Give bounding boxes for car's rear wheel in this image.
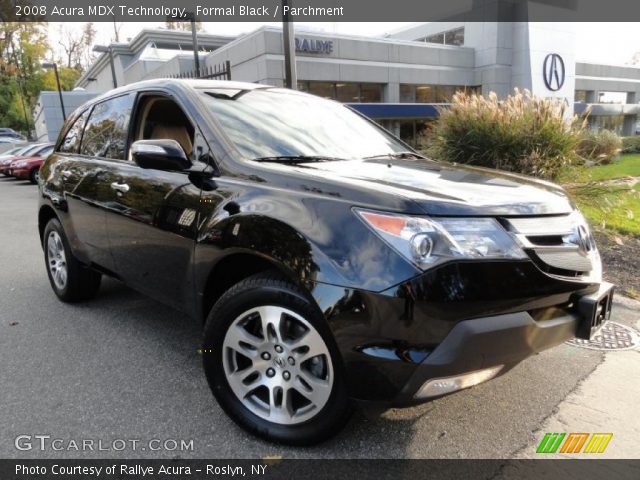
[29,168,39,184]
[203,272,352,445]
[43,218,101,302]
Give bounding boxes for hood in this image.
[294,158,574,216]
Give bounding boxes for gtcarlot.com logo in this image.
[15,435,194,452]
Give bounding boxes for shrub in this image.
[622,136,640,154]
[429,89,585,180]
[576,129,622,164]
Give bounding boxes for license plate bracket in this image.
[575,282,614,340]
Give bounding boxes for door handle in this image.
[110,182,130,194]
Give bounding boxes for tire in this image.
[43,218,101,302]
[29,168,39,185]
[203,272,352,445]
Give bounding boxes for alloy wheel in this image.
[47,231,67,290]
[222,305,333,425]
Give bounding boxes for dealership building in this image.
[35,22,640,144]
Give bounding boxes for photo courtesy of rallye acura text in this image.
[38,79,614,445]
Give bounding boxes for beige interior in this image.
[131,97,194,160]
[150,124,193,156]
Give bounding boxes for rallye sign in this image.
[295,38,334,54]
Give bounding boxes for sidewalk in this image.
[515,295,640,459]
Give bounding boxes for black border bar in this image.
[1,459,640,480]
[5,0,640,22]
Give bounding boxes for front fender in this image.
[195,183,420,294]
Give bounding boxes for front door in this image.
[99,93,204,311]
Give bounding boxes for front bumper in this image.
[395,308,579,404]
[312,261,609,405]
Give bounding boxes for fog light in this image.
[415,365,504,399]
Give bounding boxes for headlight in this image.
[13,160,27,168]
[355,209,526,269]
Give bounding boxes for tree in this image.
[165,20,203,32]
[42,67,82,91]
[56,22,97,70]
[58,24,83,69]
[0,22,49,135]
[81,23,97,71]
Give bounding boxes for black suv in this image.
[39,79,613,445]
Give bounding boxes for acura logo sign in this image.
[576,225,593,253]
[543,53,565,91]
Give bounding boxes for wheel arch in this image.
[38,205,59,244]
[199,251,306,323]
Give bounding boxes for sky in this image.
[47,22,640,67]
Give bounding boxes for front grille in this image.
[502,213,595,277]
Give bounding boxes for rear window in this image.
[80,94,134,159]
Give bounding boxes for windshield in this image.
[199,88,409,161]
[19,144,44,156]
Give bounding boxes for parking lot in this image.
[0,175,637,459]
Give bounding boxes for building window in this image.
[400,84,481,103]
[336,83,360,103]
[400,84,414,103]
[597,91,628,104]
[419,27,465,46]
[444,28,465,46]
[575,90,588,102]
[298,81,384,103]
[307,81,335,100]
[360,83,383,103]
[591,115,624,134]
[399,119,436,148]
[422,32,444,44]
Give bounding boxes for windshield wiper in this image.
[253,155,346,164]
[363,151,427,160]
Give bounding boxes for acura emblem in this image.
[576,225,592,253]
[543,53,565,92]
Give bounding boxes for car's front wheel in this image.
[29,168,39,184]
[203,272,352,445]
[43,218,101,302]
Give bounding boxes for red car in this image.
[7,144,54,184]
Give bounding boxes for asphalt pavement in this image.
[0,175,636,459]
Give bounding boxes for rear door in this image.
[47,107,114,270]
[98,91,204,311]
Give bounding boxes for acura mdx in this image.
[38,79,614,445]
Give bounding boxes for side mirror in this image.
[131,139,191,171]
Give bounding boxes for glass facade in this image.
[399,119,436,148]
[400,84,481,103]
[418,27,465,46]
[298,81,384,103]
[574,90,588,102]
[591,115,624,134]
[597,91,628,104]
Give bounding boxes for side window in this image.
[58,110,89,153]
[81,94,134,159]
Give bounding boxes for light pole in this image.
[16,77,31,137]
[166,12,200,77]
[93,45,117,89]
[282,0,297,89]
[41,62,66,122]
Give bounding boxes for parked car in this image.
[38,80,613,445]
[6,144,53,183]
[0,143,44,176]
[0,128,26,141]
[0,145,29,161]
